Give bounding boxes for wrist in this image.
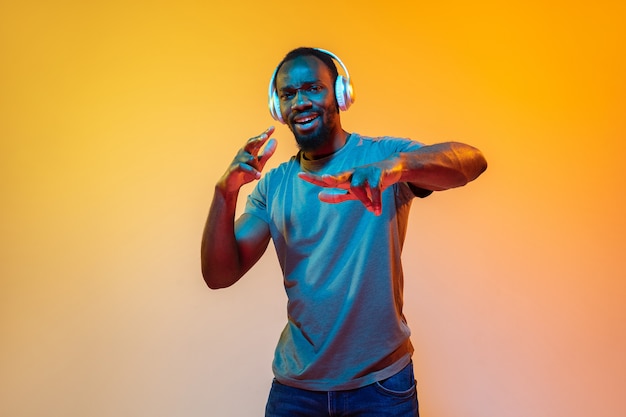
[214,180,239,201]
[382,153,405,185]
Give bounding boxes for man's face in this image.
[275,55,340,153]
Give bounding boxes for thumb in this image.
[318,189,356,204]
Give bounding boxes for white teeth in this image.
[295,115,317,124]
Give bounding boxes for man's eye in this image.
[281,92,295,100]
[308,85,322,92]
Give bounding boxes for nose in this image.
[291,90,312,111]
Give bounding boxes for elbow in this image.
[475,149,488,177]
[466,150,487,183]
[202,264,232,290]
[203,276,232,290]
[454,143,488,184]
[204,278,228,290]
[201,266,220,289]
[201,264,236,290]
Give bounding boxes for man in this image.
[201,47,487,417]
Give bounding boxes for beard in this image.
[288,102,339,153]
[293,120,332,152]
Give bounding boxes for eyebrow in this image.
[278,80,322,92]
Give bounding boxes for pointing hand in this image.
[298,158,402,216]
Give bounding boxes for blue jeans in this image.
[265,362,419,417]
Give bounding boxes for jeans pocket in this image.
[374,363,417,398]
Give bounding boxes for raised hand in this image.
[218,127,278,194]
[298,158,403,216]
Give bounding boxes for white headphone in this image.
[268,48,355,124]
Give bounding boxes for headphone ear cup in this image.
[269,91,285,123]
[335,75,354,111]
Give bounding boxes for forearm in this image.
[200,128,277,288]
[200,186,243,289]
[396,142,487,191]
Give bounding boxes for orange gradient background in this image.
[1,1,624,416]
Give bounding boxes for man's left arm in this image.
[394,142,487,191]
[298,141,487,215]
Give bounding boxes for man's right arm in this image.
[201,188,271,289]
[200,127,277,289]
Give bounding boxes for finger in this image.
[236,160,263,180]
[257,138,278,167]
[298,172,329,187]
[349,185,375,213]
[298,171,353,189]
[369,185,382,215]
[244,126,275,155]
[317,190,357,204]
[318,188,381,216]
[361,170,383,215]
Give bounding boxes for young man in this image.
[201,47,487,417]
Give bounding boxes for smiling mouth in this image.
[293,114,320,129]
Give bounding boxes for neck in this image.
[302,129,349,160]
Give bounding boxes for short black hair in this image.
[273,47,339,89]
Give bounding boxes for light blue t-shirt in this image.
[245,133,429,391]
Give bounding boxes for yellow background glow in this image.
[1,1,624,416]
